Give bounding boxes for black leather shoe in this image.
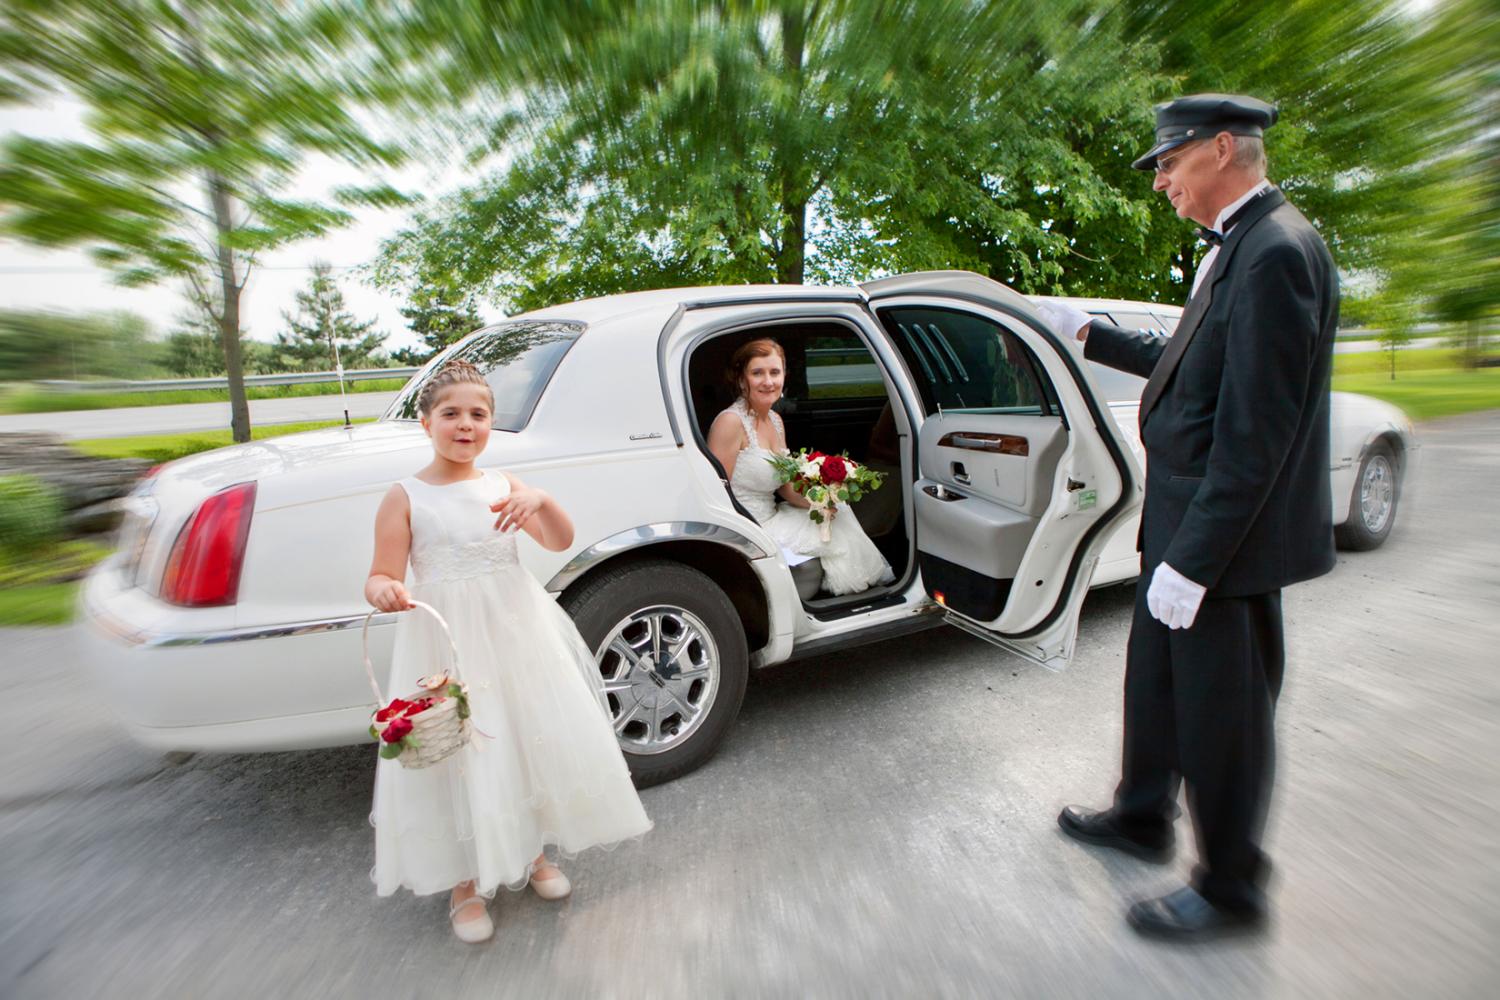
[1126,886,1266,941]
[1057,805,1173,864]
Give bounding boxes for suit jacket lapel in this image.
[1138,189,1285,428]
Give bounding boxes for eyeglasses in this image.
[1154,141,1204,175]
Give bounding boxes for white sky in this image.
[0,97,497,352]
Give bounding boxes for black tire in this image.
[1335,441,1399,551]
[561,559,749,788]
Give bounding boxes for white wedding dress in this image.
[724,397,894,596]
[371,468,651,897]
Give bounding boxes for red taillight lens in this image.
[160,482,257,607]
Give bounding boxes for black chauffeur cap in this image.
[1132,93,1278,171]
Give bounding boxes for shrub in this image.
[0,474,65,552]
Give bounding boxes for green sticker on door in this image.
[1075,489,1097,511]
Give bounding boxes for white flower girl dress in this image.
[371,468,651,897]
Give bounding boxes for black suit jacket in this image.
[1085,188,1339,596]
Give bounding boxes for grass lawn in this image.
[0,376,408,415]
[72,417,376,463]
[1332,345,1498,377]
[0,539,113,627]
[1332,368,1500,422]
[0,582,80,625]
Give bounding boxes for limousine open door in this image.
[863,271,1144,670]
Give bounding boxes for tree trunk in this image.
[207,172,251,443]
[777,192,807,284]
[775,5,808,285]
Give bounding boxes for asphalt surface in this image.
[0,390,401,439]
[2,412,1496,999]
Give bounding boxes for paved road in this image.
[2,413,1497,999]
[0,391,400,439]
[1334,336,1445,354]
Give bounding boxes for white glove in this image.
[1146,562,1207,630]
[1034,300,1092,343]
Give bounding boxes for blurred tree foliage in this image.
[0,309,157,381]
[274,263,388,371]
[372,0,1164,311]
[0,0,405,439]
[391,285,486,365]
[372,0,1491,321]
[1118,0,1497,318]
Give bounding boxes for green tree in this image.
[274,263,387,372]
[391,284,485,365]
[372,0,1162,310]
[1112,0,1479,308]
[0,309,157,381]
[1414,0,1498,368]
[0,0,404,440]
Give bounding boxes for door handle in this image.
[953,461,970,485]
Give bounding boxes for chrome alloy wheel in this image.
[593,605,719,755]
[1359,453,1395,535]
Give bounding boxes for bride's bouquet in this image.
[766,449,885,542]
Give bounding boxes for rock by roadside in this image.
[0,432,150,534]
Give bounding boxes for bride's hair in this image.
[726,337,787,394]
[418,358,495,416]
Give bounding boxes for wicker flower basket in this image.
[362,601,472,770]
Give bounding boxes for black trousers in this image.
[1111,577,1285,914]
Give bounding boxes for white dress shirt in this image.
[1189,179,1273,298]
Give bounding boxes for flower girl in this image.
[364,359,651,943]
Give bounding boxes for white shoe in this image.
[449,893,494,944]
[530,864,571,901]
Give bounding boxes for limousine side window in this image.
[877,306,1057,417]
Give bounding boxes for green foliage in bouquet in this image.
[765,449,884,523]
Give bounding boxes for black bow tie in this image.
[1196,187,1272,248]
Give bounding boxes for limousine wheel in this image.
[562,559,749,788]
[1336,441,1399,551]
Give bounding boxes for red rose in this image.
[402,698,433,718]
[381,716,413,743]
[820,455,848,484]
[375,699,412,723]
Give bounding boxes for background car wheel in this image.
[1336,441,1399,551]
[561,559,749,788]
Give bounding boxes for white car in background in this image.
[1036,296,1417,559]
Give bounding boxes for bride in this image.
[707,337,894,597]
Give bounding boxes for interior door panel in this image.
[919,413,1066,515]
[912,412,1068,620]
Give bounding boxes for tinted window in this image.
[805,334,886,400]
[1087,362,1147,402]
[385,320,582,431]
[878,306,1052,416]
[1107,310,1166,333]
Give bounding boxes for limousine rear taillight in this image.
[159,482,257,607]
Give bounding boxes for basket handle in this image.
[361,600,462,706]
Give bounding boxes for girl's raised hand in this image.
[369,579,415,614]
[491,487,546,534]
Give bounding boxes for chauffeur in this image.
[1037,94,1339,940]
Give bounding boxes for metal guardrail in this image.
[35,367,422,393]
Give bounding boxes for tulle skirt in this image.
[763,503,895,596]
[371,568,652,897]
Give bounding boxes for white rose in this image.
[799,461,822,479]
